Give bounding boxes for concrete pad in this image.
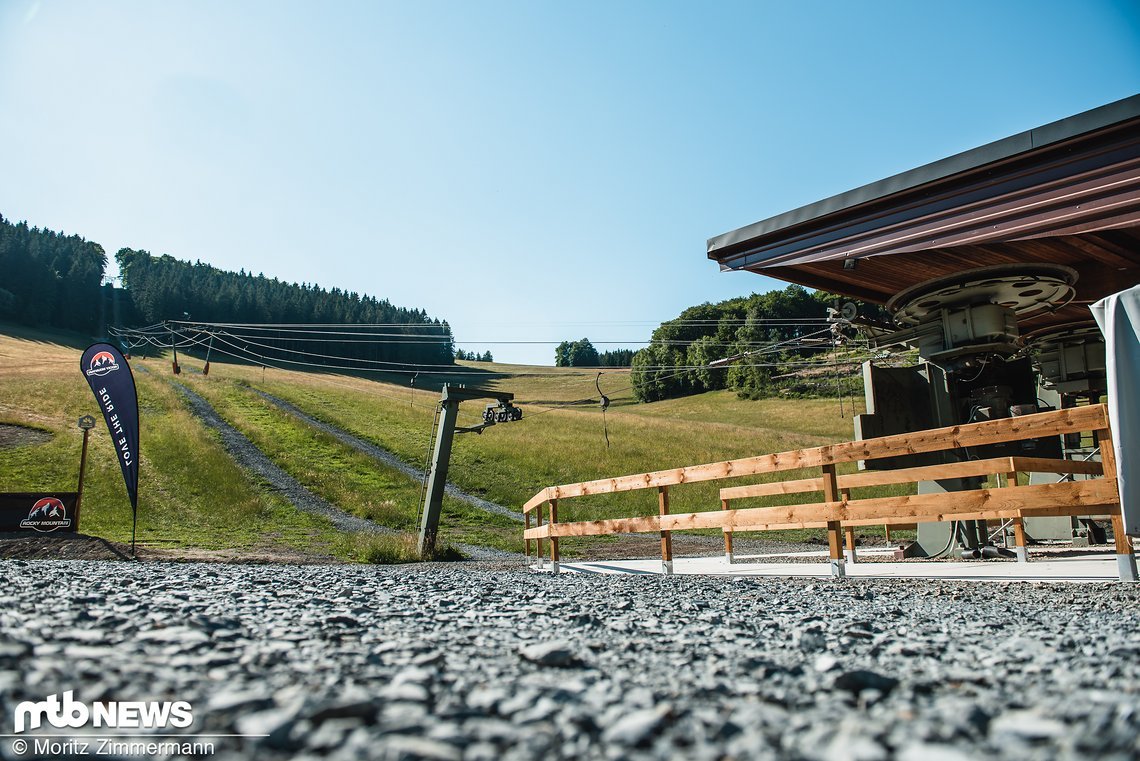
[534,549,1138,583]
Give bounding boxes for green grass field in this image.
[0,324,912,561]
[0,324,352,556]
[166,344,914,546]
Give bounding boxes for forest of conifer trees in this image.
[0,214,107,333]
[0,215,456,369]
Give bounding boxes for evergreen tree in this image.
[598,348,634,367]
[115,248,454,368]
[0,214,107,334]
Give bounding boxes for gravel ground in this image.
[252,390,521,524]
[1,560,1138,761]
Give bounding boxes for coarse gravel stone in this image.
[518,640,587,669]
[0,561,1138,760]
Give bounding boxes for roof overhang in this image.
[707,95,1140,332]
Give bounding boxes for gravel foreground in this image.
[1,561,1139,761]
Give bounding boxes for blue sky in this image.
[2,1,1137,365]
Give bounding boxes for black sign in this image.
[80,344,140,513]
[0,493,80,533]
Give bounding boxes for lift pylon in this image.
[418,384,518,556]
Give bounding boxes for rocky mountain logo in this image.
[85,351,120,377]
[19,498,72,532]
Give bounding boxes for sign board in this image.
[0,493,80,533]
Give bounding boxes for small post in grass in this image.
[75,415,96,519]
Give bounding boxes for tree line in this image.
[116,249,455,367]
[0,215,456,369]
[554,339,634,367]
[454,349,493,362]
[629,285,882,402]
[0,214,107,333]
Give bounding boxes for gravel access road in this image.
[173,383,515,562]
[1,560,1138,761]
[173,383,390,536]
[251,390,521,524]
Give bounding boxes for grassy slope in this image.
[179,355,913,545]
[0,325,406,561]
[180,374,521,553]
[1,325,912,559]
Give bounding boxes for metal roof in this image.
[708,94,1140,264]
[705,95,1140,333]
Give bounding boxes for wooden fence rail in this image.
[521,404,1138,580]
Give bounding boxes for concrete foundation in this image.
[533,548,1138,583]
[1117,553,1138,582]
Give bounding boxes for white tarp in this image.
[1091,285,1140,536]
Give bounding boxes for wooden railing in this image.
[522,404,1132,577]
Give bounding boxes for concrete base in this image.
[1117,553,1138,582]
[1015,547,1029,564]
[662,560,674,576]
[533,548,1139,583]
[725,552,734,564]
[550,561,560,575]
[844,550,856,565]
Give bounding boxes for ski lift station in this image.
[525,94,1140,582]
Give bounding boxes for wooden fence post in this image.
[822,463,845,578]
[535,502,545,569]
[841,488,856,564]
[721,498,734,564]
[1098,429,1137,582]
[659,486,673,575]
[549,498,560,575]
[1002,471,1028,563]
[524,510,531,566]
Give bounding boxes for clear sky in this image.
[2,1,1138,365]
